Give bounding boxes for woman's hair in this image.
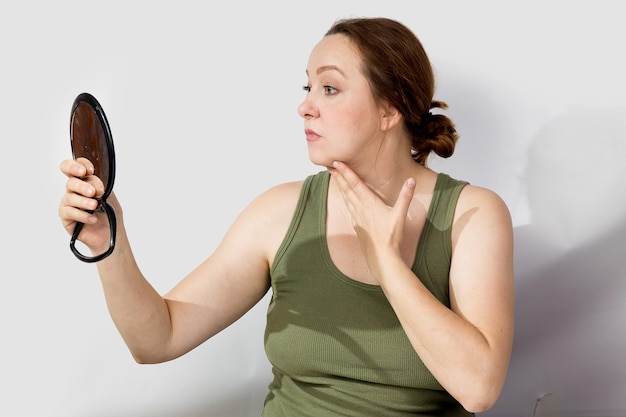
[325,17,459,165]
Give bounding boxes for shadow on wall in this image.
[483,108,626,417]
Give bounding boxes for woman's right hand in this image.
[59,157,120,256]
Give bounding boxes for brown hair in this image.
[325,17,459,165]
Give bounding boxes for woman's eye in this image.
[301,85,337,95]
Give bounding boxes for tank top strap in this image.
[414,173,469,304]
[270,171,328,277]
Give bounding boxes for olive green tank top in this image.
[263,170,471,416]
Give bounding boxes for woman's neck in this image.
[339,154,431,207]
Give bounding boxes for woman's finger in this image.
[332,160,376,205]
[390,177,416,223]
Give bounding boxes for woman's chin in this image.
[308,154,335,170]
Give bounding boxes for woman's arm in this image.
[378,185,514,412]
[60,158,300,364]
[331,161,514,413]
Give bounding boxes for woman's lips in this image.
[305,128,321,142]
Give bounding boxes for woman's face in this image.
[298,34,385,169]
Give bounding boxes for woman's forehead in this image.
[306,34,362,77]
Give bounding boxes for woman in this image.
[59,17,514,416]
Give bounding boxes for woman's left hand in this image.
[330,161,416,279]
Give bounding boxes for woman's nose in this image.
[297,95,318,119]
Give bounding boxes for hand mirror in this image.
[69,92,117,263]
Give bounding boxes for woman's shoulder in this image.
[453,181,513,234]
[253,170,326,210]
[244,177,309,221]
[237,177,311,262]
[264,179,305,203]
[432,170,506,213]
[457,183,509,213]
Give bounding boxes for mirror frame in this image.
[69,92,117,263]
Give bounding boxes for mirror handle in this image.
[70,202,117,263]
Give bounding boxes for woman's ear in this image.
[379,102,402,132]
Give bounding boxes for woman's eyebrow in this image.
[305,65,346,77]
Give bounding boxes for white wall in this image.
[1,1,624,416]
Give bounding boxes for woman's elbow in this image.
[456,379,504,414]
[128,347,176,365]
[131,352,161,365]
[462,398,497,415]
